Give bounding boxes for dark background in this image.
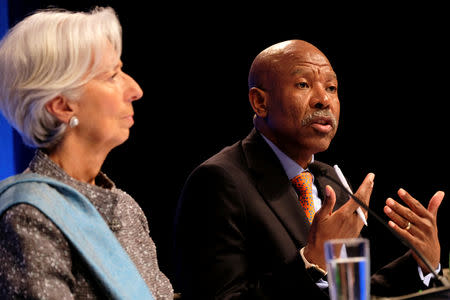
[8,0,450,290]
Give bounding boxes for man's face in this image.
[264,46,340,158]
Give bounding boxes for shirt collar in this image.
[260,133,314,180]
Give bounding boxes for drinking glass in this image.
[324,238,370,300]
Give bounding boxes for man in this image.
[173,40,444,299]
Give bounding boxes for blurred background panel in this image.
[0,0,15,181]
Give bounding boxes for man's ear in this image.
[248,87,268,118]
[45,96,75,124]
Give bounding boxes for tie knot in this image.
[291,171,313,191]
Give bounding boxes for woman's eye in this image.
[296,82,309,89]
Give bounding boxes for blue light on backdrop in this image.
[0,0,15,180]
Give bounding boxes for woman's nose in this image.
[125,73,143,102]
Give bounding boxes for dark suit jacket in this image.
[174,129,427,299]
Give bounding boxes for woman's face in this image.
[72,42,143,151]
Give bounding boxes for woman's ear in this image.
[248,87,268,119]
[45,96,75,124]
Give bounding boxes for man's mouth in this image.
[302,110,337,134]
[310,117,334,133]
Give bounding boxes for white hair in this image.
[0,6,122,148]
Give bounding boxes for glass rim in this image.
[324,237,369,246]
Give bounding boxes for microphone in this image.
[308,161,450,287]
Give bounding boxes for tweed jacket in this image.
[0,150,173,299]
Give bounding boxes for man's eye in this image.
[327,85,337,93]
[296,82,309,89]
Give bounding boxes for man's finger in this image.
[384,200,417,235]
[316,185,336,218]
[347,173,374,213]
[427,191,444,217]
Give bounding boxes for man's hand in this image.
[304,173,375,269]
[383,188,444,274]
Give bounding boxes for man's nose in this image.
[310,86,330,109]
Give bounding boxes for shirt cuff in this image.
[299,247,327,275]
[417,263,441,287]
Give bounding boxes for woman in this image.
[0,7,173,299]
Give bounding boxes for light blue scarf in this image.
[0,173,154,300]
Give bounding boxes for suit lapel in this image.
[241,129,310,248]
[310,161,349,212]
[240,129,353,250]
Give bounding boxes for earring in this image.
[69,116,79,128]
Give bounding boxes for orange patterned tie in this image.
[291,171,315,223]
